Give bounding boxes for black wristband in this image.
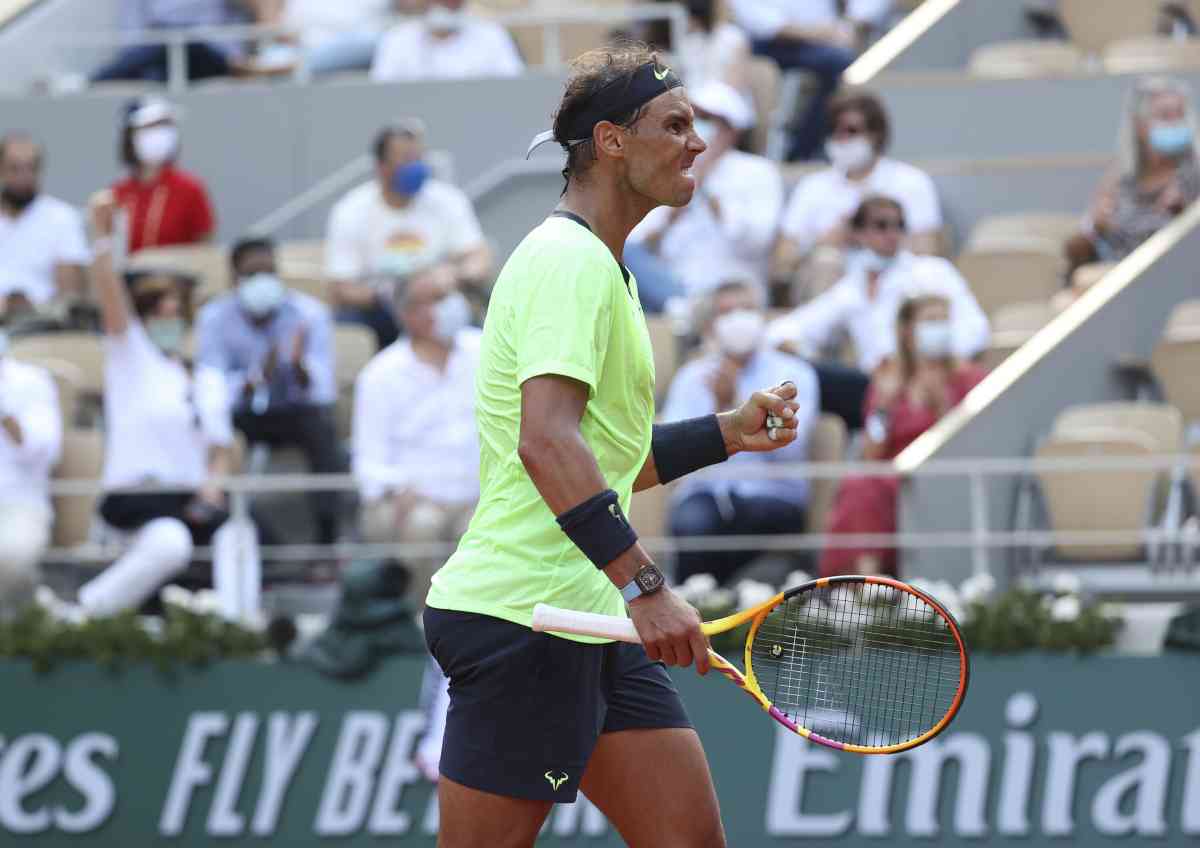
[556,488,639,570]
[652,414,728,484]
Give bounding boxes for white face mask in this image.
[426,5,465,32]
[914,320,953,359]
[692,118,720,148]
[712,308,764,358]
[855,248,895,274]
[825,136,874,174]
[237,272,286,318]
[145,317,186,355]
[432,290,470,343]
[133,125,179,166]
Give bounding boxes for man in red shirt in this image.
[109,97,216,254]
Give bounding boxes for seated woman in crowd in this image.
[1066,75,1200,274]
[109,97,216,255]
[818,294,986,578]
[75,191,234,617]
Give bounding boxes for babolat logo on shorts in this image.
[544,770,569,791]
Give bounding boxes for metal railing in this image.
[53,3,689,94]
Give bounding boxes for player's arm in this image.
[633,381,804,491]
[519,374,710,673]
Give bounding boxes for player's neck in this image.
[559,180,652,267]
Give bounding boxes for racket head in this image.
[739,575,969,754]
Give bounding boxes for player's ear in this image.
[593,121,627,161]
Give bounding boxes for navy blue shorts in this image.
[423,606,692,802]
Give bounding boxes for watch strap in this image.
[620,578,644,603]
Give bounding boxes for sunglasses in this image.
[864,219,906,232]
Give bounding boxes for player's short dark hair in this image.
[230,236,275,274]
[828,89,891,153]
[552,41,659,193]
[850,195,905,231]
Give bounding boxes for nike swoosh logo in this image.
[654,66,670,81]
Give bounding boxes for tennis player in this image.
[424,43,802,848]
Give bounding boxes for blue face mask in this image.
[1149,122,1193,156]
[391,161,431,197]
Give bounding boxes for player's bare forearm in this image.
[633,453,659,492]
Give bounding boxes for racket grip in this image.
[531,604,642,643]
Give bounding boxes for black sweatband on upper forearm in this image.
[652,414,728,485]
[556,488,639,570]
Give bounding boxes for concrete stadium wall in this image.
[897,203,1200,583]
[0,0,122,91]
[883,0,1036,72]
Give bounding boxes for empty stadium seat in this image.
[1070,262,1116,291]
[980,300,1056,370]
[1058,0,1161,56]
[807,413,847,536]
[1160,298,1200,338]
[955,239,1065,316]
[967,40,1085,78]
[966,212,1079,248]
[127,244,230,305]
[277,239,326,274]
[1053,402,1183,453]
[52,428,104,549]
[1034,427,1160,561]
[1151,337,1200,425]
[281,273,331,305]
[1103,36,1200,74]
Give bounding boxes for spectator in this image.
[370,0,524,82]
[768,195,987,429]
[110,97,217,255]
[775,90,942,301]
[661,280,818,584]
[728,0,891,161]
[0,133,90,319]
[818,294,985,578]
[326,120,492,348]
[627,80,783,312]
[1067,75,1200,273]
[92,0,253,84]
[646,0,751,90]
[248,0,392,77]
[0,328,62,615]
[196,237,347,548]
[77,192,234,618]
[352,263,479,604]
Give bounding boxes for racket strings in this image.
[748,582,961,748]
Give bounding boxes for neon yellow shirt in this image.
[426,216,656,641]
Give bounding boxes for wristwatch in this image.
[620,563,666,603]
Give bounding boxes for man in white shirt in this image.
[661,280,817,584]
[370,0,524,82]
[0,134,90,319]
[728,0,892,160]
[768,195,988,425]
[626,80,782,312]
[0,329,61,614]
[250,0,393,76]
[326,120,492,349]
[776,90,943,300]
[352,262,478,606]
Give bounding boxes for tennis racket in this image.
[532,574,969,755]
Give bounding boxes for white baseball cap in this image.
[689,80,756,131]
[126,96,180,129]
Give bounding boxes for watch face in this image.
[636,565,665,593]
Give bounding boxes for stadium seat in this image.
[1160,298,1200,338]
[334,325,377,440]
[277,239,326,274]
[1151,337,1200,425]
[10,332,105,410]
[955,239,1065,317]
[52,428,104,549]
[966,40,1086,78]
[1053,402,1183,453]
[127,244,230,305]
[1033,427,1160,561]
[966,212,1079,248]
[1103,36,1200,74]
[644,314,679,400]
[16,357,84,430]
[1058,0,1162,56]
[281,272,331,305]
[1070,261,1116,291]
[744,56,782,156]
[980,300,1056,370]
[806,413,847,536]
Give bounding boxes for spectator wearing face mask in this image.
[660,280,818,585]
[0,133,90,321]
[110,97,216,255]
[626,80,783,312]
[775,90,942,301]
[819,294,985,578]
[370,0,524,82]
[77,192,233,618]
[0,328,62,616]
[767,196,987,429]
[247,0,393,77]
[326,120,492,349]
[196,237,347,549]
[1067,75,1200,274]
[352,263,479,606]
[92,0,252,84]
[728,0,893,161]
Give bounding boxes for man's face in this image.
[400,266,455,341]
[712,286,759,321]
[619,89,706,209]
[830,107,877,152]
[378,135,425,185]
[234,247,277,280]
[856,204,905,258]
[1,140,41,202]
